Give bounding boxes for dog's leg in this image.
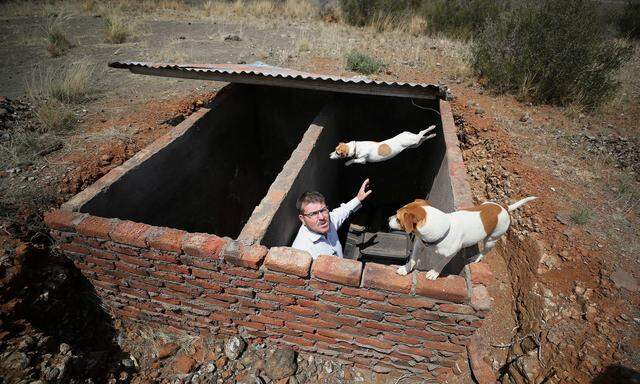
[345,159,355,166]
[425,269,440,280]
[470,239,499,263]
[397,251,417,276]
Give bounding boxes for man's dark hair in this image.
[296,191,325,213]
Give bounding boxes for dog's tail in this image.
[507,196,538,211]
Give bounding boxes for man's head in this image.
[297,191,330,235]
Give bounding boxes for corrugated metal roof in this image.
[108,61,451,100]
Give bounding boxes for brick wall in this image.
[45,208,494,381]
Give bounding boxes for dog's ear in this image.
[402,212,416,233]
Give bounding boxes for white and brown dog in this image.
[329,126,436,166]
[389,197,537,279]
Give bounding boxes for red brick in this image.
[151,270,184,283]
[236,279,272,291]
[188,279,223,292]
[60,242,90,255]
[286,321,316,334]
[105,242,138,256]
[110,220,152,247]
[319,294,360,307]
[76,216,115,239]
[430,323,475,336]
[317,329,354,342]
[396,345,435,358]
[256,293,296,305]
[165,282,202,297]
[264,272,305,286]
[439,303,475,314]
[205,293,238,303]
[224,243,267,269]
[274,285,316,299]
[181,256,217,271]
[354,337,393,352]
[238,299,279,311]
[298,299,338,313]
[201,296,232,308]
[382,333,421,345]
[405,329,448,342]
[191,268,230,283]
[318,313,358,326]
[119,254,152,268]
[282,335,315,348]
[93,280,117,292]
[309,280,340,291]
[182,233,226,259]
[147,227,186,252]
[264,247,312,277]
[469,262,494,286]
[262,310,296,322]
[413,310,440,321]
[121,286,149,299]
[361,321,402,333]
[364,302,408,315]
[86,256,115,270]
[415,274,468,303]
[128,279,160,292]
[384,315,423,328]
[311,255,362,287]
[339,307,383,321]
[362,263,412,294]
[284,305,316,317]
[340,287,386,301]
[388,296,435,309]
[225,287,254,298]
[249,314,284,327]
[90,248,118,260]
[340,325,378,337]
[156,263,190,275]
[72,237,102,248]
[304,332,336,344]
[152,295,181,306]
[236,320,265,331]
[220,265,263,279]
[44,210,83,231]
[299,317,338,329]
[141,250,177,263]
[423,341,466,353]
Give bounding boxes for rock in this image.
[475,107,485,115]
[511,351,543,384]
[467,336,497,384]
[157,342,180,359]
[59,343,71,355]
[222,33,242,41]
[174,355,197,374]
[263,348,297,380]
[610,267,639,292]
[520,113,531,123]
[224,336,246,360]
[372,364,391,373]
[2,351,30,371]
[121,358,134,368]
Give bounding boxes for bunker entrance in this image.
[78,84,330,237]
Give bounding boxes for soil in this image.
[1,3,638,384]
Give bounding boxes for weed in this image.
[33,100,76,133]
[0,129,64,168]
[472,0,634,110]
[104,12,132,43]
[28,60,97,104]
[345,49,387,75]
[570,208,594,225]
[44,14,72,57]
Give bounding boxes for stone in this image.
[174,355,197,374]
[223,34,242,41]
[520,113,531,123]
[224,336,246,360]
[610,267,639,292]
[263,348,297,380]
[59,343,71,355]
[467,336,497,384]
[475,107,485,115]
[265,247,312,277]
[157,342,180,359]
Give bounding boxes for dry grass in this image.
[43,13,72,57]
[103,11,133,43]
[28,59,98,104]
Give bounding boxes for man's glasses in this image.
[301,207,329,219]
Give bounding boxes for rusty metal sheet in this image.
[108,61,450,100]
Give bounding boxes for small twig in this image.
[411,99,441,115]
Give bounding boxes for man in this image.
[291,179,372,259]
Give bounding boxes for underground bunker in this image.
[71,62,466,273]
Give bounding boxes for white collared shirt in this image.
[291,198,362,259]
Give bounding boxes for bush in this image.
[618,1,640,39]
[104,12,131,43]
[44,14,71,57]
[345,50,387,75]
[339,0,417,27]
[472,0,634,110]
[418,0,508,39]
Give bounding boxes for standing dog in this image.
[389,197,537,279]
[329,126,436,166]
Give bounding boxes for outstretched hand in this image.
[357,178,372,202]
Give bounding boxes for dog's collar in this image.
[420,228,450,245]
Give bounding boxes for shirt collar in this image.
[300,224,324,243]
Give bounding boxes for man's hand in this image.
[356,178,372,202]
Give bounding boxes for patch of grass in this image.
[0,128,64,168]
[345,49,387,75]
[618,1,640,39]
[418,0,508,39]
[570,208,594,225]
[44,14,72,57]
[472,0,634,111]
[28,60,97,104]
[104,12,132,43]
[33,100,76,133]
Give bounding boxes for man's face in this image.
[299,201,330,235]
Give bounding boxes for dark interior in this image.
[80,84,330,237]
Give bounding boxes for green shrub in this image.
[338,0,417,27]
[345,50,387,75]
[618,1,640,39]
[472,0,634,110]
[418,0,508,39]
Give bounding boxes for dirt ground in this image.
[1,2,638,383]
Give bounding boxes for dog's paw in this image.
[397,266,409,276]
[469,254,484,263]
[425,269,440,280]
